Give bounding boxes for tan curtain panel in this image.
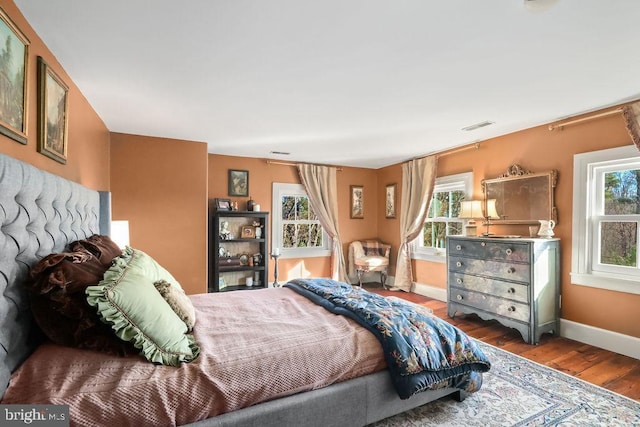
[393,155,437,292]
[622,101,640,150]
[297,164,348,282]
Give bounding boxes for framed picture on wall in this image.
[37,57,69,164]
[350,185,364,219]
[385,183,397,218]
[0,7,29,144]
[228,169,249,197]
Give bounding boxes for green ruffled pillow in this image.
[86,246,200,366]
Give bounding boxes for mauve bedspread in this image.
[1,288,386,426]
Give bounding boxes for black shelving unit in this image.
[210,210,269,292]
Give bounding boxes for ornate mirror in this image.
[481,164,558,225]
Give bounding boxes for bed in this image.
[0,152,489,426]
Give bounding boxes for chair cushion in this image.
[355,255,389,268]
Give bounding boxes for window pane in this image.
[282,196,296,220]
[297,224,309,247]
[451,191,465,217]
[604,170,640,215]
[435,193,449,217]
[449,222,463,236]
[423,223,433,247]
[297,197,309,220]
[600,222,637,267]
[309,224,323,247]
[283,224,296,247]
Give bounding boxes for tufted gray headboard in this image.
[0,153,111,398]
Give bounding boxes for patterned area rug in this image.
[370,341,640,426]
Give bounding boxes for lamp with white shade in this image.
[458,200,484,236]
[482,199,501,236]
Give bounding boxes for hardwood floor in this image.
[367,286,640,403]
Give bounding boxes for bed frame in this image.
[0,152,465,426]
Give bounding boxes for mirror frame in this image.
[481,164,558,225]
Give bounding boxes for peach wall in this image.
[415,107,640,338]
[110,133,208,295]
[207,155,379,284]
[0,0,110,190]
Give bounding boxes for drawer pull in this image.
[456,295,463,301]
[507,287,515,294]
[507,267,516,274]
[507,306,516,312]
[505,248,513,255]
[456,244,462,251]
[456,261,462,267]
[456,278,463,284]
[481,242,486,247]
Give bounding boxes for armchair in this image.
[348,239,391,288]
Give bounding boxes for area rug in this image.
[370,341,640,426]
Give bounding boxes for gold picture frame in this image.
[241,225,255,238]
[385,183,397,218]
[350,185,364,219]
[0,7,29,144]
[37,57,69,164]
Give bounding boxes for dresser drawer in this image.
[448,238,530,263]
[449,255,530,283]
[449,272,529,303]
[450,288,530,323]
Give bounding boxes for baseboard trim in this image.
[560,319,640,360]
[412,282,639,360]
[412,282,447,302]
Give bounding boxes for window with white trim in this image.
[271,183,330,258]
[572,145,640,295]
[412,172,473,262]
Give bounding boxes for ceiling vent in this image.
[461,121,495,131]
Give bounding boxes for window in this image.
[412,172,473,262]
[272,183,330,258]
[572,145,640,295]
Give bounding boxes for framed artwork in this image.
[241,226,255,238]
[350,185,364,219]
[215,198,232,211]
[385,183,397,218]
[37,57,69,164]
[228,169,249,197]
[0,7,29,144]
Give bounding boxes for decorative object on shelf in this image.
[246,277,253,287]
[252,220,263,238]
[482,199,500,236]
[215,198,231,211]
[241,225,255,238]
[252,252,263,266]
[218,247,227,257]
[219,220,231,240]
[239,254,249,266]
[253,204,261,212]
[350,185,364,219]
[37,57,69,164]
[232,201,238,210]
[228,169,249,197]
[254,271,260,286]
[0,7,29,145]
[385,184,396,218]
[537,220,555,238]
[271,247,280,287]
[247,196,255,211]
[458,200,483,236]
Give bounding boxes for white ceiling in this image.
[14,0,640,169]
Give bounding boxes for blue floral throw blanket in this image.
[284,278,491,399]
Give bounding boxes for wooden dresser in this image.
[446,236,560,344]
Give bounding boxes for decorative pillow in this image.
[69,234,123,266]
[26,249,137,356]
[153,279,196,331]
[86,246,200,366]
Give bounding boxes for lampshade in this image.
[111,220,130,248]
[485,199,500,220]
[459,200,484,219]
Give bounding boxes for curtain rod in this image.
[548,108,623,131]
[435,142,480,158]
[265,159,343,171]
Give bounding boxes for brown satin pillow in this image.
[69,234,123,266]
[26,249,136,356]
